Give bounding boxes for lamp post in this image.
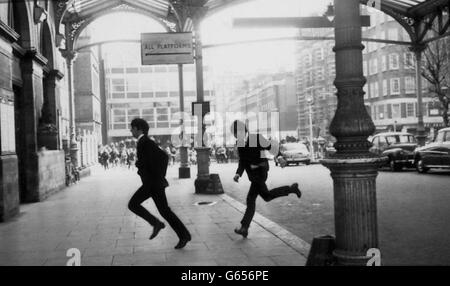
[443,86,449,128]
[306,95,315,161]
[410,44,427,146]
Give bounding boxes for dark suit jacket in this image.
[236,134,281,178]
[136,135,169,189]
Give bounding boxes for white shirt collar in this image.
[137,134,145,142]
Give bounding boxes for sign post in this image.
[140,32,194,179]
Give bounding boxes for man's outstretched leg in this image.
[128,186,166,240]
[235,181,302,239]
[152,188,191,249]
[260,183,302,201]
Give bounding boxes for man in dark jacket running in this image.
[128,118,191,249]
[232,120,302,238]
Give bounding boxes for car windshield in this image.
[281,143,308,152]
[386,135,416,145]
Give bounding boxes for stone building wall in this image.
[0,24,20,221]
[0,155,19,222]
[0,1,73,220]
[37,151,66,201]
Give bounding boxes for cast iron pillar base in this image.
[194,147,223,194]
[321,157,386,266]
[194,174,224,195]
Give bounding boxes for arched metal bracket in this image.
[169,0,209,32]
[59,1,175,53]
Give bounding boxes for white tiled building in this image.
[105,62,216,143]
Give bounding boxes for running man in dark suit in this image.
[232,120,302,238]
[128,118,191,249]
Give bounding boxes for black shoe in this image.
[174,236,191,249]
[234,227,248,238]
[290,183,302,199]
[150,223,165,240]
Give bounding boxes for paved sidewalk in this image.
[0,165,309,266]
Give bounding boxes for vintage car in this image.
[369,132,418,171]
[414,127,450,173]
[275,142,311,166]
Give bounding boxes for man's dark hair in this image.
[131,118,150,135]
[232,120,247,132]
[231,120,248,139]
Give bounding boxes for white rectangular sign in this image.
[141,32,194,65]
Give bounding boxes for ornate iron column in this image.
[321,0,386,266]
[410,44,427,146]
[61,50,79,168]
[169,1,223,192]
[178,5,220,194]
[191,9,212,184]
[98,45,108,146]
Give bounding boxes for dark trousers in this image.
[128,183,190,240]
[241,167,291,229]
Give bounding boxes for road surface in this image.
[210,161,450,265]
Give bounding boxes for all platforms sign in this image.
[141,32,194,65]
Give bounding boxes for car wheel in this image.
[416,158,429,174]
[305,161,311,166]
[389,158,402,172]
[296,163,300,166]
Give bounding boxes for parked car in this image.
[275,142,311,166]
[369,132,418,171]
[414,127,450,173]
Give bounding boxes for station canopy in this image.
[63,0,449,21]
[61,0,449,45]
[63,0,246,22]
[360,0,449,19]
[65,0,171,19]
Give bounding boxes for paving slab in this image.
[0,165,309,266]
